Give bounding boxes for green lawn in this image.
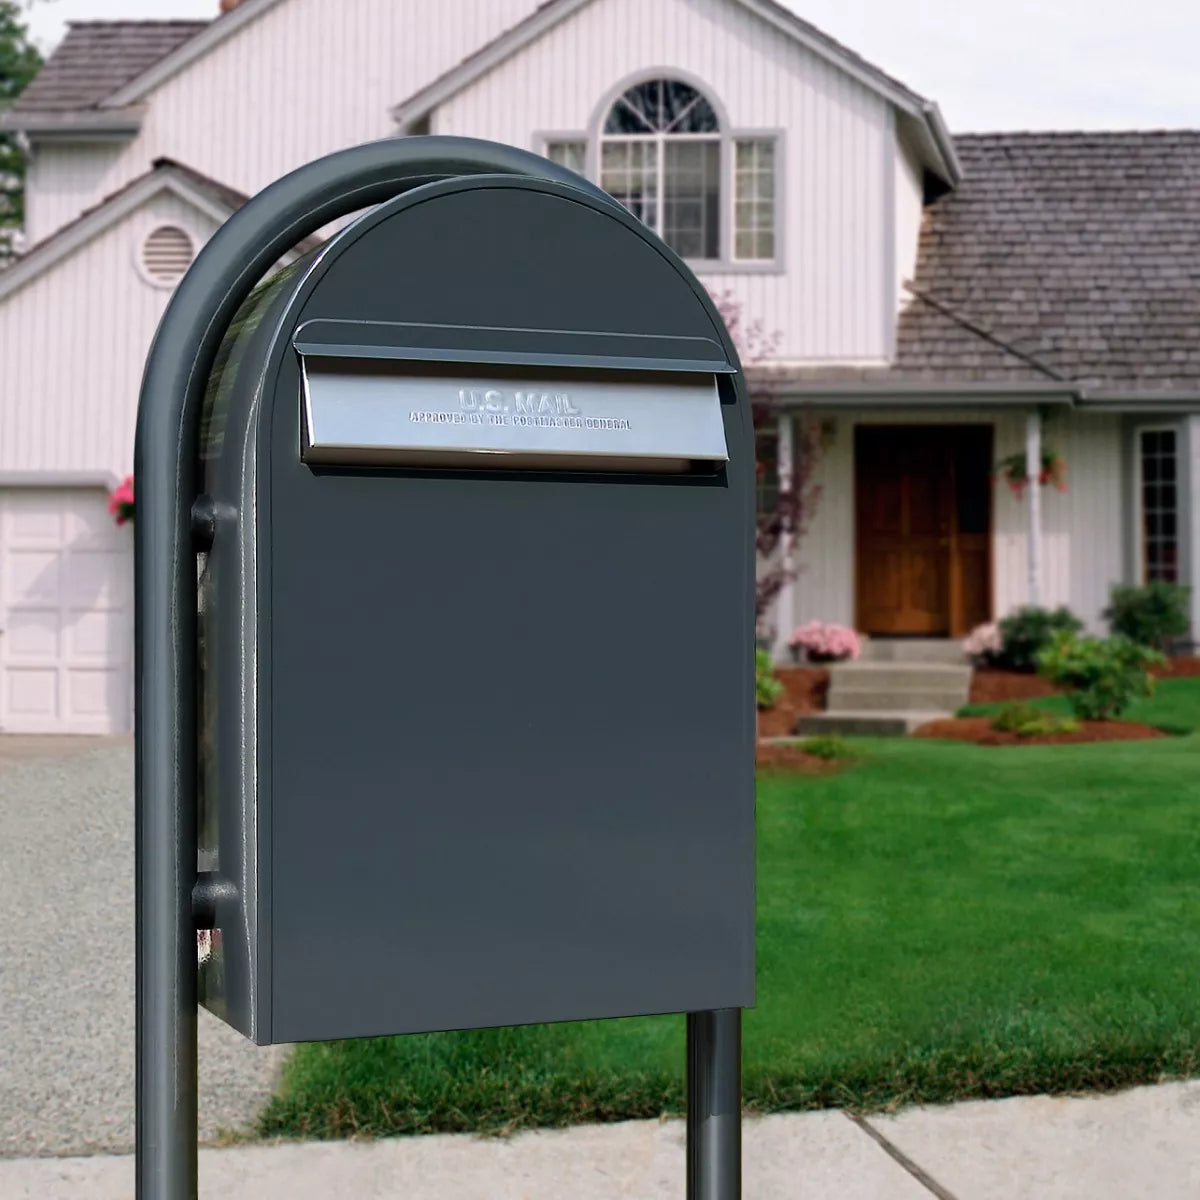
[960,676,1200,735]
[260,696,1200,1141]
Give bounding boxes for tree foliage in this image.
[0,1,42,264]
[709,289,823,626]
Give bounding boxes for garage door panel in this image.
[67,609,125,658]
[64,549,126,606]
[7,502,62,541]
[1,488,132,735]
[6,610,62,658]
[7,550,61,601]
[67,669,122,723]
[5,667,60,724]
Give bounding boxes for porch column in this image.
[776,412,795,651]
[1026,408,1043,608]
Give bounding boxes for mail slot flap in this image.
[293,319,738,378]
[300,358,729,472]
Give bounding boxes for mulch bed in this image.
[969,669,1059,706]
[971,656,1200,706]
[913,716,1168,746]
[756,666,830,740]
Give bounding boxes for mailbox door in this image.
[257,178,755,1043]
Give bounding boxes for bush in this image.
[1036,632,1164,721]
[787,622,863,663]
[995,606,1084,673]
[990,702,1080,738]
[800,735,856,761]
[756,649,784,710]
[1105,582,1190,653]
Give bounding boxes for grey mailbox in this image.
[136,138,753,1200]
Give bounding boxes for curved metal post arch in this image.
[134,137,620,1200]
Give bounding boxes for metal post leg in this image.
[687,1009,742,1200]
[135,484,200,1198]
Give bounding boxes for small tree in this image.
[0,1,43,264]
[709,290,823,631]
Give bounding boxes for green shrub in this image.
[800,735,856,761]
[996,607,1084,673]
[756,649,784,710]
[1105,582,1190,652]
[990,702,1080,738]
[1036,632,1164,721]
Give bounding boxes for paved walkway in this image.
[1,1082,1198,1198]
[0,740,284,1156]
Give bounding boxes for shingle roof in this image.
[899,131,1200,390]
[9,20,207,114]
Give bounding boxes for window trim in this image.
[537,71,784,274]
[1134,423,1182,585]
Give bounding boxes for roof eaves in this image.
[99,0,283,108]
[771,380,1079,408]
[0,105,144,138]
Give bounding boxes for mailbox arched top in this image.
[201,171,749,480]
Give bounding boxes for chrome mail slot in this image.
[301,360,729,472]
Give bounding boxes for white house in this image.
[0,0,1197,732]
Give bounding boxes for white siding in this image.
[786,410,1124,638]
[0,192,217,476]
[25,144,125,246]
[894,139,924,304]
[433,0,894,363]
[25,0,543,245]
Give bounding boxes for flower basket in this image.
[787,622,863,665]
[108,474,135,525]
[995,448,1067,495]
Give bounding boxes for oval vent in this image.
[140,225,195,284]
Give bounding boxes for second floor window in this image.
[545,77,779,268]
[602,79,721,262]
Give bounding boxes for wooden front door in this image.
[855,426,992,637]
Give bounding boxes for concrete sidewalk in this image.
[2,1081,1197,1199]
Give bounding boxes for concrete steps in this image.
[792,641,971,738]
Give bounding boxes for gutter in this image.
[770,379,1200,414]
[771,381,1077,408]
[0,106,144,139]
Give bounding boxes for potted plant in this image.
[108,474,135,525]
[995,448,1067,495]
[787,622,863,664]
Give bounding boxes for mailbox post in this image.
[136,137,754,1200]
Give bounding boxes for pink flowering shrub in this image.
[108,474,135,525]
[788,622,862,663]
[963,621,1003,663]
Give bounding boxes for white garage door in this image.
[0,488,133,734]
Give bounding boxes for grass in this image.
[260,706,1200,1141]
[960,675,1200,734]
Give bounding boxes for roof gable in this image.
[0,160,246,303]
[390,0,960,185]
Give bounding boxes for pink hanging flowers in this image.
[108,474,135,525]
[995,448,1068,496]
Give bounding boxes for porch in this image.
[768,396,1197,656]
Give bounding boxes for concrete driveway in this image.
[0,737,285,1157]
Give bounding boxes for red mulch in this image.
[754,742,840,773]
[756,666,830,739]
[970,656,1200,705]
[1157,655,1200,679]
[969,669,1059,705]
[913,716,1168,746]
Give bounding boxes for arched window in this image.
[601,78,721,261]
[545,76,779,267]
